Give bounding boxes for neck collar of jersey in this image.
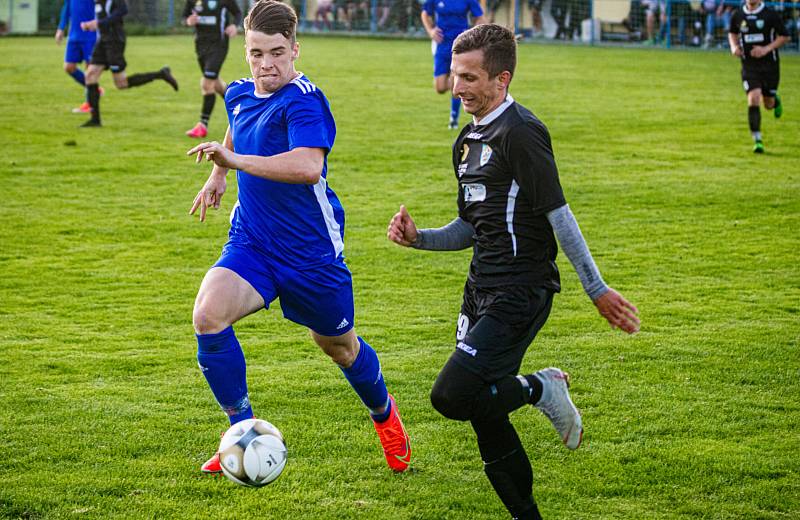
[743,2,764,15]
[473,94,514,126]
[252,71,303,98]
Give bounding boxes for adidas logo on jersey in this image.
[233,104,241,115]
[336,318,350,330]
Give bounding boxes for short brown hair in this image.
[452,24,517,79]
[244,0,298,42]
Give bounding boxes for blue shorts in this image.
[432,38,455,77]
[214,241,355,337]
[65,38,96,65]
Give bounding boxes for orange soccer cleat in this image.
[186,122,208,138]
[372,394,411,472]
[71,101,91,114]
[201,451,222,474]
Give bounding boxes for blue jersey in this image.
[423,0,483,41]
[225,74,343,269]
[58,0,97,42]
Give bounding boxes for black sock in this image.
[748,105,761,135]
[473,417,541,520]
[87,83,101,122]
[201,93,216,126]
[127,71,161,88]
[524,374,544,405]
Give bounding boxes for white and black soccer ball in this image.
[218,418,287,487]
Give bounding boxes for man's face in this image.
[245,30,299,95]
[451,49,507,120]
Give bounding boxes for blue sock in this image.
[69,68,85,86]
[450,97,461,122]
[196,326,254,425]
[340,337,390,422]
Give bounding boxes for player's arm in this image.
[387,205,474,250]
[751,34,790,57]
[189,126,233,222]
[183,0,199,25]
[469,0,486,25]
[546,204,639,333]
[100,0,129,27]
[56,1,68,42]
[506,122,639,333]
[728,12,743,56]
[421,2,443,43]
[188,141,325,185]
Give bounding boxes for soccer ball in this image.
[218,418,287,487]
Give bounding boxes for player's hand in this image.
[80,19,98,31]
[749,45,767,58]
[55,29,64,44]
[188,141,238,170]
[224,24,238,38]
[387,205,419,247]
[592,288,640,334]
[190,172,227,222]
[429,27,444,44]
[731,45,743,57]
[186,12,200,26]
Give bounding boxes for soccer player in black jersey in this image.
[728,0,790,153]
[183,0,242,138]
[388,24,639,520]
[80,0,179,127]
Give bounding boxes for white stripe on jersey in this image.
[313,177,344,258]
[291,77,317,94]
[230,199,240,224]
[506,180,519,256]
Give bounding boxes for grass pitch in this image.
[0,35,798,519]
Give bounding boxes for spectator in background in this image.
[643,0,666,44]
[316,0,334,30]
[552,0,569,39]
[377,0,394,30]
[701,0,731,48]
[528,0,544,38]
[487,0,503,23]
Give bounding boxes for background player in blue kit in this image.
[55,0,100,114]
[421,0,484,129]
[186,0,411,475]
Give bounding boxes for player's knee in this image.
[63,62,77,73]
[192,305,229,335]
[113,77,128,89]
[430,379,472,421]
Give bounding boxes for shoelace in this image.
[377,416,408,453]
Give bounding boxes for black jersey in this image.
[730,2,788,66]
[452,100,566,291]
[183,0,242,43]
[94,0,127,43]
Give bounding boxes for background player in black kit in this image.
[183,0,242,138]
[728,0,789,153]
[388,24,639,520]
[80,0,178,127]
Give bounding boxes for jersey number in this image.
[456,313,470,341]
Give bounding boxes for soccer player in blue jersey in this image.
[55,0,99,114]
[421,0,484,129]
[186,0,411,474]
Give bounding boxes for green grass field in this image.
[1,34,798,519]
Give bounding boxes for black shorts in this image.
[452,281,554,381]
[90,39,126,73]
[742,63,780,97]
[196,39,229,79]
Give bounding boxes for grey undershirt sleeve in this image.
[546,204,609,300]
[411,217,475,251]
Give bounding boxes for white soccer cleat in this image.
[534,367,583,450]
